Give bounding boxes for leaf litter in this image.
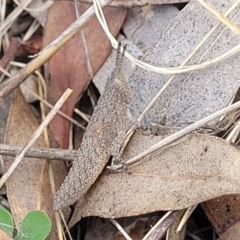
[3,89,68,239]
[1,1,239,238]
[73,0,240,238]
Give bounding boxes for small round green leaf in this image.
[0,207,14,237]
[15,211,51,240]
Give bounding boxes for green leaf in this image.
[0,207,14,237]
[15,211,51,240]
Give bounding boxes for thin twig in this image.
[74,108,91,123]
[55,211,65,240]
[22,19,40,42]
[0,88,73,188]
[226,120,240,142]
[0,143,77,161]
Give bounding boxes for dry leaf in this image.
[3,89,67,239]
[71,132,240,221]
[201,195,240,234]
[217,221,240,240]
[43,1,127,148]
[123,4,179,52]
[129,0,240,128]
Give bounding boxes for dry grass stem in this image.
[0,0,31,39]
[0,88,73,189]
[22,19,41,42]
[37,68,50,146]
[143,211,174,240]
[47,159,64,239]
[21,84,86,130]
[0,67,11,77]
[176,205,197,233]
[198,0,240,35]
[58,210,73,240]
[109,218,132,240]
[55,211,65,240]
[74,108,91,123]
[226,120,240,142]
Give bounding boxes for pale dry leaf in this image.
[129,0,240,127]
[71,131,240,219]
[3,89,67,239]
[123,4,179,52]
[18,0,50,26]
